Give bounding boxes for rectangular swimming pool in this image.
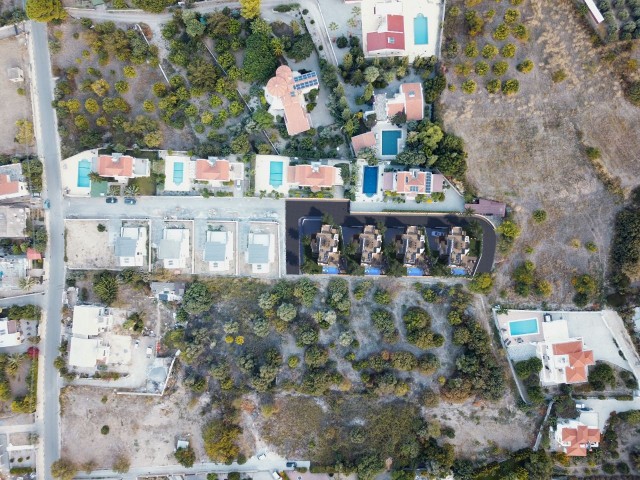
[365,266,382,276]
[381,130,402,156]
[509,318,540,336]
[173,162,184,185]
[407,267,423,276]
[362,165,378,196]
[322,266,339,275]
[77,159,91,188]
[414,14,428,45]
[270,161,284,188]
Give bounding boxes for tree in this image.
[502,79,520,95]
[14,119,34,145]
[469,273,493,294]
[183,282,213,315]
[532,209,547,223]
[93,271,118,305]
[18,277,37,292]
[287,34,314,62]
[363,66,380,83]
[51,459,78,480]
[514,357,542,379]
[277,303,297,322]
[84,98,100,115]
[240,0,260,19]
[517,59,534,73]
[202,419,242,462]
[497,220,520,239]
[133,0,171,12]
[175,446,196,467]
[26,0,66,22]
[91,79,110,97]
[243,33,277,82]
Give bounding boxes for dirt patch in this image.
[0,35,33,156]
[65,220,116,269]
[60,384,208,469]
[441,0,640,304]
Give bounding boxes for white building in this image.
[554,411,600,457]
[204,230,234,272]
[158,228,190,270]
[246,232,275,274]
[0,320,22,347]
[150,282,185,302]
[71,306,112,338]
[69,337,110,368]
[114,226,147,267]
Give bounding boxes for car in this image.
[286,462,297,469]
[124,197,136,205]
[105,197,118,204]
[134,340,139,349]
[146,346,152,358]
[43,199,50,209]
[257,453,266,460]
[236,179,242,190]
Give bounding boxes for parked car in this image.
[105,197,118,204]
[135,340,140,349]
[236,179,242,190]
[146,346,152,358]
[257,453,266,460]
[271,472,281,480]
[124,197,136,205]
[286,462,297,469]
[43,199,50,209]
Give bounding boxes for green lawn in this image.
[130,177,156,196]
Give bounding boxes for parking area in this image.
[0,35,32,156]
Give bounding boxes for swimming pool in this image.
[414,14,428,45]
[509,318,540,336]
[322,266,339,275]
[77,159,91,188]
[381,130,402,156]
[173,162,184,185]
[365,266,382,276]
[270,161,284,188]
[407,267,423,276]
[362,165,378,196]
[451,267,467,275]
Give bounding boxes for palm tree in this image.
[18,277,36,292]
[5,353,24,376]
[88,171,103,183]
[124,184,139,197]
[463,207,476,217]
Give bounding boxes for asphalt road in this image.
[28,20,65,480]
[284,199,497,275]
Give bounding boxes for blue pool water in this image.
[365,266,382,276]
[509,318,539,336]
[407,267,423,276]
[322,266,339,275]
[77,159,91,188]
[270,161,284,188]
[414,14,428,45]
[173,162,184,185]
[381,130,402,156]
[362,166,379,197]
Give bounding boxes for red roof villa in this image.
[383,169,443,197]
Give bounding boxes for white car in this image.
[257,453,266,460]
[135,340,140,349]
[146,346,152,358]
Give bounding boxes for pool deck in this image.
[164,154,193,192]
[371,122,406,160]
[60,150,98,197]
[254,155,291,196]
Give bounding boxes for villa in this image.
[95,153,150,182]
[358,225,384,275]
[194,157,244,188]
[158,227,191,270]
[254,156,343,196]
[447,226,476,275]
[0,165,29,201]
[150,282,186,302]
[373,82,425,122]
[114,226,147,268]
[0,319,22,348]
[361,0,443,60]
[247,231,275,274]
[312,225,341,274]
[554,411,601,456]
[351,132,377,155]
[203,229,234,273]
[0,206,28,238]
[383,169,444,199]
[71,305,113,338]
[265,65,319,136]
[398,226,428,276]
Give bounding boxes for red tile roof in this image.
[464,199,507,217]
[266,65,314,136]
[0,174,19,196]
[97,155,134,178]
[386,102,405,119]
[552,340,583,356]
[195,159,230,181]
[561,425,600,456]
[552,340,595,384]
[396,171,426,194]
[401,83,424,121]
[367,14,405,52]
[387,14,405,32]
[287,164,337,190]
[351,132,376,153]
[26,248,42,261]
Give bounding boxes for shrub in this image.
[481,44,499,59]
[502,79,519,95]
[123,66,136,78]
[454,62,473,76]
[475,61,489,76]
[175,446,196,467]
[504,8,520,23]
[500,43,516,58]
[625,81,640,105]
[512,24,529,40]
[469,273,493,293]
[486,79,501,93]
[465,10,485,36]
[586,146,601,159]
[461,79,477,94]
[464,41,479,58]
[552,70,567,83]
[492,61,508,76]
[585,241,598,253]
[336,36,348,48]
[517,59,534,73]
[493,23,510,41]
[100,425,109,435]
[114,80,129,94]
[532,210,547,223]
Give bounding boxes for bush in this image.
[502,79,519,95]
[336,36,348,48]
[481,44,499,59]
[493,23,510,41]
[512,24,529,40]
[586,146,601,160]
[175,446,196,467]
[464,41,479,58]
[486,79,501,94]
[461,79,477,94]
[552,69,567,83]
[625,81,640,105]
[532,210,547,223]
[492,61,508,76]
[100,425,109,435]
[500,43,516,58]
[475,61,489,76]
[517,59,534,73]
[504,8,520,23]
[469,273,493,294]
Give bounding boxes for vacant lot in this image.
[65,219,116,269]
[0,36,32,156]
[60,384,207,469]
[442,0,640,304]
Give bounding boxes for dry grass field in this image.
[441,0,640,304]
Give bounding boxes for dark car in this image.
[286,462,297,469]
[124,197,137,205]
[105,197,118,204]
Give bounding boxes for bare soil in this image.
[442,0,640,305]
